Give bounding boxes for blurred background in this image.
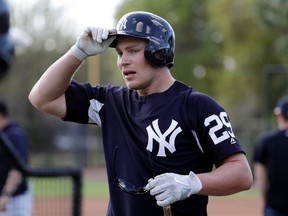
[1,0,288,169]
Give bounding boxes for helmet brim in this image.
[109,32,149,48]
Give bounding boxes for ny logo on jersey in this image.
[146,119,182,157]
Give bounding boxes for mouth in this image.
[123,70,136,79]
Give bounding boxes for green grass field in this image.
[30,178,109,198]
[83,181,109,198]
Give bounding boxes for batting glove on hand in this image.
[145,171,202,207]
[70,27,116,61]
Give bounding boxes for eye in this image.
[116,50,123,57]
[129,49,139,54]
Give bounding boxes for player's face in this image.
[115,36,160,95]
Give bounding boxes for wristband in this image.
[70,45,88,61]
[187,171,202,197]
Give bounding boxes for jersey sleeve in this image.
[64,81,91,123]
[188,92,245,167]
[5,124,28,163]
[64,80,109,124]
[253,134,269,165]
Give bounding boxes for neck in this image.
[277,115,288,130]
[281,121,288,130]
[0,117,9,130]
[137,67,175,96]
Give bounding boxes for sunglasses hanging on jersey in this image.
[112,145,156,195]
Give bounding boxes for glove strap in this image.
[70,45,88,61]
[187,171,202,197]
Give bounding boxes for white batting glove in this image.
[145,171,202,207]
[70,27,116,61]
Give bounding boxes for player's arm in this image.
[253,162,266,204]
[197,153,252,195]
[28,27,116,118]
[0,169,22,211]
[28,52,81,118]
[146,153,252,207]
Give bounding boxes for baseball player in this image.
[0,100,32,216]
[254,96,288,216]
[29,11,252,216]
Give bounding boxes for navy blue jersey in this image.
[64,80,244,216]
[0,122,29,196]
[253,129,288,214]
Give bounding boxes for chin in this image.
[126,82,139,90]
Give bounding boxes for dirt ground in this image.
[207,196,262,216]
[82,168,262,216]
[82,196,262,216]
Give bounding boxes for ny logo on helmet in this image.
[146,119,182,157]
[118,18,128,30]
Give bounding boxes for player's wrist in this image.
[70,45,88,61]
[187,171,202,196]
[1,190,12,197]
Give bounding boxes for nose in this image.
[118,52,130,68]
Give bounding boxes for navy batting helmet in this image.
[0,0,14,80]
[110,11,175,68]
[274,96,288,119]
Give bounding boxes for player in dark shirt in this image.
[254,96,288,216]
[29,11,252,216]
[0,100,32,215]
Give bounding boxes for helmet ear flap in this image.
[144,47,174,68]
[154,50,166,60]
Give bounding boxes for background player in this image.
[254,96,288,216]
[0,100,32,216]
[29,11,252,215]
